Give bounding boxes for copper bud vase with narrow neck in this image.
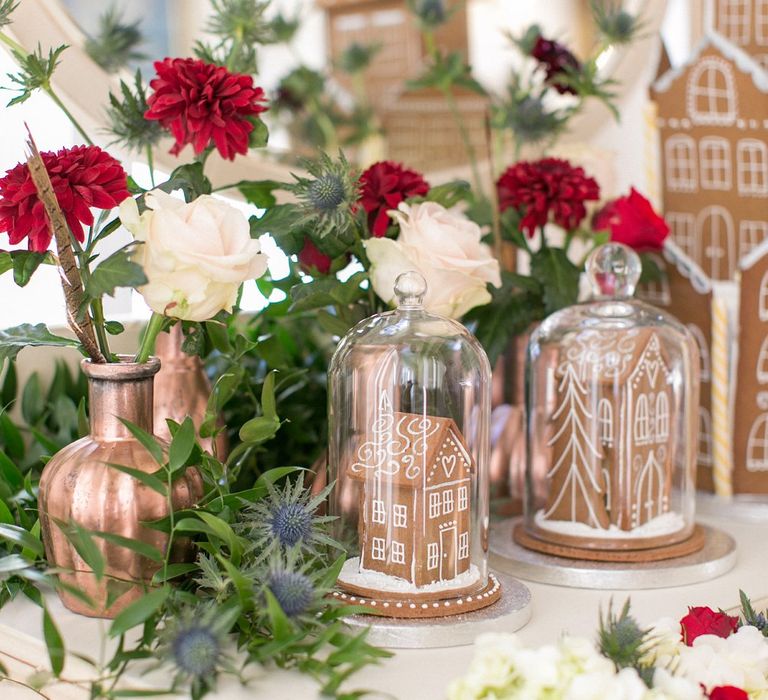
[153,324,228,458]
[38,357,203,618]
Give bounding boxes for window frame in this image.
[371,537,385,561]
[393,503,407,528]
[665,135,698,192]
[699,136,732,190]
[458,485,468,511]
[427,542,438,570]
[428,492,441,519]
[458,532,469,560]
[371,498,386,524]
[688,57,737,126]
[390,540,405,565]
[443,489,454,515]
[737,139,768,196]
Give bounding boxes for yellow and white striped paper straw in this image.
[711,295,733,497]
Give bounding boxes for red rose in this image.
[298,238,332,275]
[496,158,600,236]
[709,686,749,700]
[145,57,268,161]
[530,35,581,95]
[359,161,429,237]
[0,145,130,253]
[593,188,669,251]
[680,606,739,646]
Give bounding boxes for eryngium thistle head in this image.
[592,1,643,45]
[171,626,221,678]
[409,0,446,27]
[269,500,313,547]
[268,569,316,617]
[307,173,346,212]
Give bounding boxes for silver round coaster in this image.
[697,491,768,523]
[341,572,531,649]
[490,518,737,590]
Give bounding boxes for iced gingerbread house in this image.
[346,394,473,587]
[647,0,768,496]
[541,328,676,536]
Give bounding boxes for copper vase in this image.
[38,357,204,618]
[153,324,228,458]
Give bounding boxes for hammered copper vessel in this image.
[153,324,228,458]
[38,357,203,618]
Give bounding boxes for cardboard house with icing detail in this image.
[347,393,473,586]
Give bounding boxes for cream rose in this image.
[365,201,501,319]
[120,191,268,321]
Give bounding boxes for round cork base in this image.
[515,523,706,562]
[337,575,479,602]
[331,573,502,619]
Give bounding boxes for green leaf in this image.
[248,204,300,240]
[0,412,24,458]
[118,418,164,464]
[248,117,269,148]
[108,586,170,637]
[0,251,10,275]
[238,415,280,444]
[42,606,65,676]
[55,521,105,580]
[0,450,23,491]
[422,180,471,208]
[0,553,32,573]
[0,499,14,525]
[316,310,351,337]
[150,562,196,584]
[0,324,80,363]
[107,462,167,496]
[204,321,231,354]
[104,320,125,335]
[21,372,44,425]
[12,251,52,287]
[236,179,280,208]
[176,512,242,564]
[168,416,196,474]
[0,523,44,556]
[77,398,89,437]
[1,360,17,408]
[85,244,147,299]
[529,247,581,315]
[261,370,278,421]
[89,531,163,562]
[289,272,367,312]
[156,163,212,202]
[264,588,292,640]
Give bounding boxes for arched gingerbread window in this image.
[687,324,711,382]
[665,135,697,192]
[737,139,768,196]
[598,398,613,446]
[699,137,732,190]
[747,414,768,471]
[758,337,768,384]
[717,0,752,44]
[688,58,737,126]
[696,206,735,280]
[634,394,651,444]
[655,393,670,442]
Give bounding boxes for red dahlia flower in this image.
[0,145,130,253]
[593,188,669,251]
[496,158,599,236]
[145,57,268,161]
[360,161,429,237]
[679,606,739,646]
[531,35,581,95]
[298,238,332,275]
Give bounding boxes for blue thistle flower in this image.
[269,500,313,547]
[307,174,346,212]
[268,569,316,617]
[171,626,221,677]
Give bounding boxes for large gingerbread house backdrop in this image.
[535,327,687,547]
[649,0,768,497]
[347,395,474,587]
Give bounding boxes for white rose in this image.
[120,191,268,321]
[365,201,501,319]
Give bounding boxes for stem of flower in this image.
[0,31,26,58]
[90,298,112,360]
[134,312,166,364]
[146,144,156,188]
[45,87,94,146]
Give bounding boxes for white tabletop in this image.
[0,512,764,700]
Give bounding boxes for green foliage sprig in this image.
[598,599,654,687]
[84,5,145,74]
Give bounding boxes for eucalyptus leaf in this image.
[0,523,44,556]
[118,418,164,465]
[0,324,80,363]
[107,462,167,496]
[168,416,196,474]
[90,531,163,562]
[109,586,170,637]
[42,606,65,676]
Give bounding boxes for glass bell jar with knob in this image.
[327,271,501,618]
[522,243,700,558]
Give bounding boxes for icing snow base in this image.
[534,510,686,538]
[338,557,481,594]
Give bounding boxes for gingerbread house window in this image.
[696,205,735,279]
[655,393,670,441]
[443,490,454,514]
[758,337,768,383]
[393,503,407,527]
[665,135,697,192]
[372,498,386,524]
[700,137,732,190]
[390,540,405,564]
[458,532,469,559]
[688,58,737,125]
[760,271,768,320]
[458,485,468,511]
[667,212,696,257]
[428,492,440,518]
[717,0,751,44]
[739,221,768,257]
[747,414,768,470]
[737,139,768,195]
[698,407,714,466]
[371,537,385,561]
[634,394,651,444]
[598,398,614,446]
[758,0,768,44]
[427,542,438,569]
[687,324,711,381]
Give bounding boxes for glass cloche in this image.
[524,243,700,556]
[328,271,500,617]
